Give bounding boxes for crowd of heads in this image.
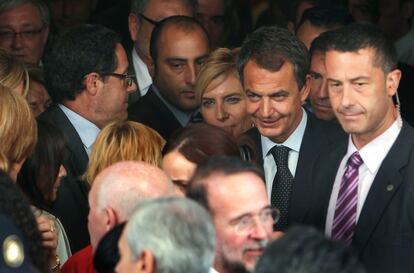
[1,0,411,272]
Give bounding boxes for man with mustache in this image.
[187,156,275,273]
[128,15,210,140]
[240,26,344,232]
[307,23,414,273]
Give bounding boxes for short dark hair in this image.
[296,5,353,32]
[238,26,310,90]
[186,155,264,212]
[311,23,398,73]
[17,119,66,211]
[149,15,209,62]
[43,24,120,103]
[255,226,366,273]
[130,0,197,16]
[162,123,241,165]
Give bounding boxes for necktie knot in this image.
[270,145,290,168]
[347,152,363,169]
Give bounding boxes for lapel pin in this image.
[386,184,394,192]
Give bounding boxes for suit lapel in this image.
[49,106,89,177]
[353,124,412,252]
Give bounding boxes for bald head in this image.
[88,161,173,249]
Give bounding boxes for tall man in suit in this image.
[128,16,210,140]
[40,24,136,251]
[128,0,197,101]
[238,26,344,231]
[308,24,414,273]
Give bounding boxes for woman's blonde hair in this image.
[195,47,241,103]
[0,49,29,97]
[83,120,166,185]
[0,85,37,173]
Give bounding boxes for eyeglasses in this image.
[0,26,45,41]
[100,72,136,87]
[138,13,160,26]
[230,207,280,234]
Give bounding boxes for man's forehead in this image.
[146,0,193,18]
[0,3,43,27]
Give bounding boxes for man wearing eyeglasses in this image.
[187,156,276,273]
[39,24,136,253]
[0,0,49,64]
[128,0,196,101]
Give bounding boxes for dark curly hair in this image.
[0,171,50,273]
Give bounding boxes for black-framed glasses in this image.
[138,13,160,26]
[0,25,45,41]
[100,72,136,87]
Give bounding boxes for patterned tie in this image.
[270,145,293,230]
[332,151,363,245]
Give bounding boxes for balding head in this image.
[88,161,173,249]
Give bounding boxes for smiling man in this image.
[239,26,344,231]
[128,15,210,140]
[187,156,275,273]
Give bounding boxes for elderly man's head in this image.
[0,0,49,64]
[187,156,275,273]
[87,161,173,250]
[116,197,215,273]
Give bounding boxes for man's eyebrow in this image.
[350,76,370,82]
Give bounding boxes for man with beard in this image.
[128,15,210,140]
[187,156,275,273]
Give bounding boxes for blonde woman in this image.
[0,84,36,180]
[195,47,252,137]
[0,49,29,96]
[83,120,166,186]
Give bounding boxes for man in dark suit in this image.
[128,16,210,140]
[127,0,197,102]
[238,26,344,231]
[40,24,136,252]
[307,24,414,273]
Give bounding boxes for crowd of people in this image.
[1,0,413,273]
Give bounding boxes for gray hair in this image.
[125,197,215,273]
[130,0,197,16]
[0,0,50,25]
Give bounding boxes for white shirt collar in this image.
[132,49,152,96]
[346,119,401,174]
[261,109,308,158]
[59,104,100,155]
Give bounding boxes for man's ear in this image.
[137,250,155,273]
[84,72,101,96]
[129,13,140,42]
[386,69,401,97]
[300,75,311,103]
[104,207,118,232]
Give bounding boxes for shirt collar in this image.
[59,104,100,150]
[261,108,308,158]
[151,84,195,126]
[346,119,401,174]
[132,49,152,93]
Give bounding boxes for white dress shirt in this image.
[132,49,152,97]
[59,104,100,157]
[325,119,401,236]
[262,109,307,199]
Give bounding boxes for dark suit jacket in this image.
[128,85,182,140]
[307,121,414,273]
[245,112,346,228]
[39,105,90,253]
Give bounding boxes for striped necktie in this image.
[332,151,363,245]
